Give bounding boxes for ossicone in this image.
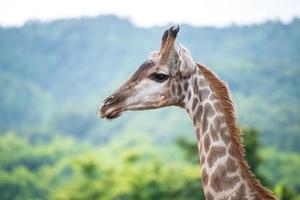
[160,25,180,52]
[169,25,180,38]
[159,25,180,61]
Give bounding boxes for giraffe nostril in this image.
[103,95,120,106]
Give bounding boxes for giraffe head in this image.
[98,25,195,119]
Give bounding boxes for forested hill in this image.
[0,16,299,152]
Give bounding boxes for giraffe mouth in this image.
[105,108,122,119]
[97,105,123,119]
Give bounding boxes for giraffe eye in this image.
[150,73,169,82]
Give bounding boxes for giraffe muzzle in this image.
[97,94,124,119]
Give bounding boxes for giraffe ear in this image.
[178,43,195,77]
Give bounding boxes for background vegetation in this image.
[0,15,299,199]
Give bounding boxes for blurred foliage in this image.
[274,185,300,200]
[0,133,205,200]
[53,155,204,200]
[0,15,300,199]
[0,130,299,199]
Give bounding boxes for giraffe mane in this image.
[196,63,277,199]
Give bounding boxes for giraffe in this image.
[98,25,278,200]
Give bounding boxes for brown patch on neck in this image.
[196,63,277,200]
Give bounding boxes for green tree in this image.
[0,167,48,200]
[53,149,205,200]
[274,185,300,200]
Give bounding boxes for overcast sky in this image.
[1,0,300,27]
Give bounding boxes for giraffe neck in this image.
[181,64,277,200]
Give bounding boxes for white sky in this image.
[1,0,300,27]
